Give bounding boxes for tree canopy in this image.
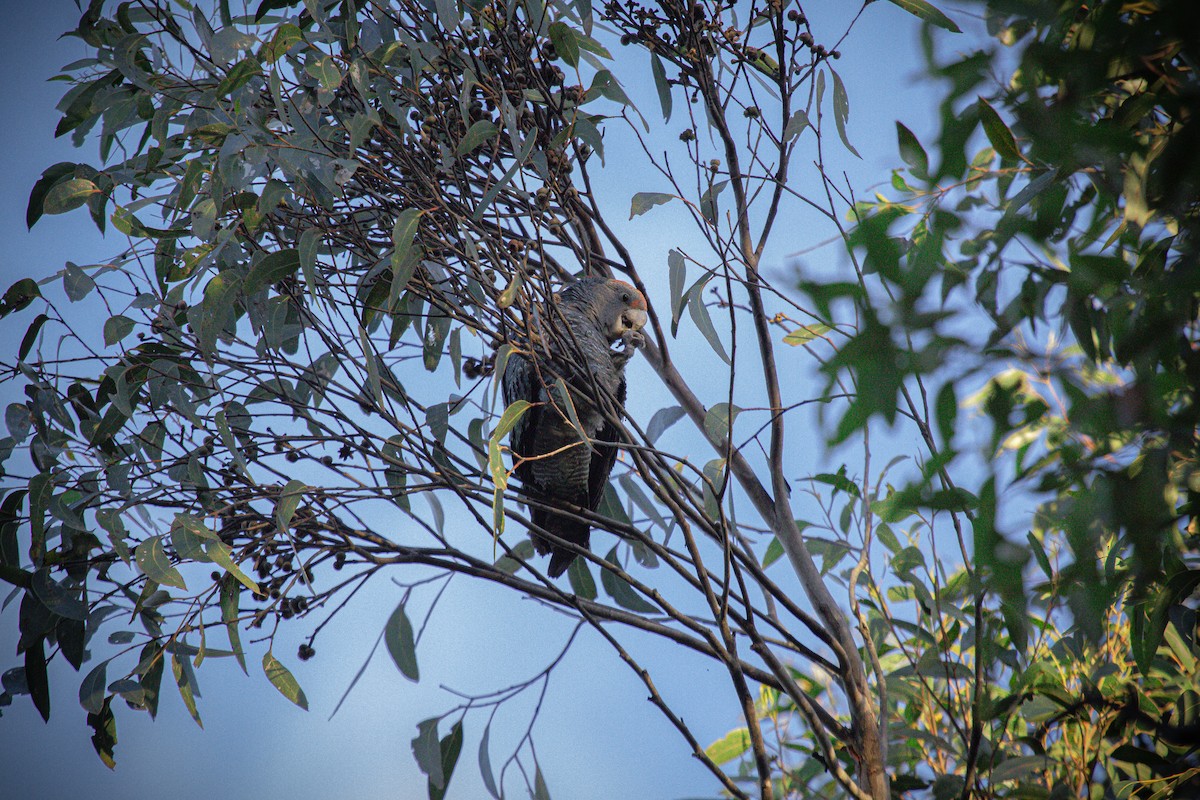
[1,0,1198,798]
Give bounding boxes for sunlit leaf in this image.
[705,727,751,764]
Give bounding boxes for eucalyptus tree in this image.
[4,0,1196,798]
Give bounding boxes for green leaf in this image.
[896,122,929,178]
[688,282,730,364]
[629,192,675,219]
[1,278,41,318]
[27,162,78,228]
[489,400,532,536]
[783,323,831,346]
[206,542,260,594]
[533,766,552,800]
[220,575,247,674]
[705,727,751,764]
[990,755,1051,783]
[244,249,300,295]
[699,180,728,225]
[275,480,306,532]
[493,539,535,575]
[567,556,597,600]
[262,652,309,710]
[883,0,961,33]
[829,68,860,158]
[103,315,135,346]
[384,602,419,682]
[263,23,302,61]
[650,54,672,121]
[646,405,684,443]
[599,546,657,613]
[216,57,261,97]
[412,718,444,788]
[668,250,686,336]
[79,659,109,714]
[26,640,50,721]
[548,21,579,67]
[305,55,342,90]
[783,110,809,141]
[703,402,740,443]
[430,720,463,800]
[86,697,117,769]
[935,383,957,448]
[43,178,100,215]
[134,536,186,590]
[978,98,1021,161]
[193,271,242,357]
[763,536,785,568]
[456,120,498,155]
[550,377,590,451]
[391,208,423,295]
[18,313,49,360]
[63,263,96,302]
[171,653,202,727]
[434,0,460,31]
[479,723,501,799]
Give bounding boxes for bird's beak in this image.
[621,308,648,334]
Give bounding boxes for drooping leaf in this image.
[430,720,463,800]
[171,653,202,727]
[412,718,444,789]
[978,97,1021,162]
[86,696,117,769]
[896,122,929,178]
[650,53,672,121]
[599,546,657,613]
[262,651,308,710]
[699,180,728,225]
[78,659,109,715]
[567,556,597,600]
[275,479,306,532]
[668,249,686,336]
[384,602,419,682]
[883,0,961,32]
[688,282,730,364]
[829,68,860,158]
[479,723,501,799]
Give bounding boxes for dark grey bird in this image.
[502,277,648,577]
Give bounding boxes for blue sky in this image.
[0,2,983,798]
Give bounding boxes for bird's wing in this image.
[501,352,543,485]
[587,375,626,510]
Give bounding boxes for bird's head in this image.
[561,276,648,342]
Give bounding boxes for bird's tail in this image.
[530,506,591,578]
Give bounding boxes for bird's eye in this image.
[621,291,631,303]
